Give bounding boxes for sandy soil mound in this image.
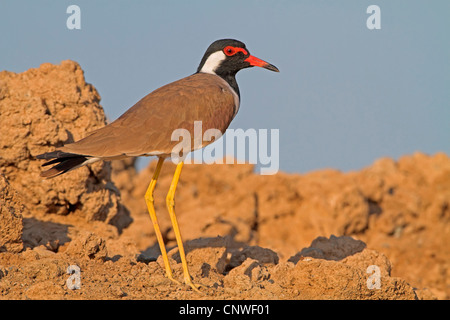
[115,153,449,299]
[0,61,448,300]
[0,174,24,253]
[0,61,131,232]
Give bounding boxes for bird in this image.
[37,39,279,292]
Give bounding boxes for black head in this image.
[197,39,279,77]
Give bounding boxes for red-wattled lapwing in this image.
[37,39,279,292]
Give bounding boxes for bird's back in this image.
[60,73,238,158]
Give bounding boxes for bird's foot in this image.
[184,276,206,294]
[166,274,182,285]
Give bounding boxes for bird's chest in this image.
[200,83,239,133]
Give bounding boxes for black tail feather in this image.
[36,151,86,161]
[36,151,89,178]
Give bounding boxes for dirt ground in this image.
[0,61,448,300]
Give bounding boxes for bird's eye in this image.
[224,46,236,56]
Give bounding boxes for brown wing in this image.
[60,73,237,158]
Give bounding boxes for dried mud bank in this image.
[1,61,448,299]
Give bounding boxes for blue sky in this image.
[1,0,448,173]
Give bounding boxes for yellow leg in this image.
[144,157,179,285]
[166,161,202,293]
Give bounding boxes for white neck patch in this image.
[200,51,226,75]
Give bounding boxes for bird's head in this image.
[197,39,279,76]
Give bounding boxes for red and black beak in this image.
[245,55,279,72]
